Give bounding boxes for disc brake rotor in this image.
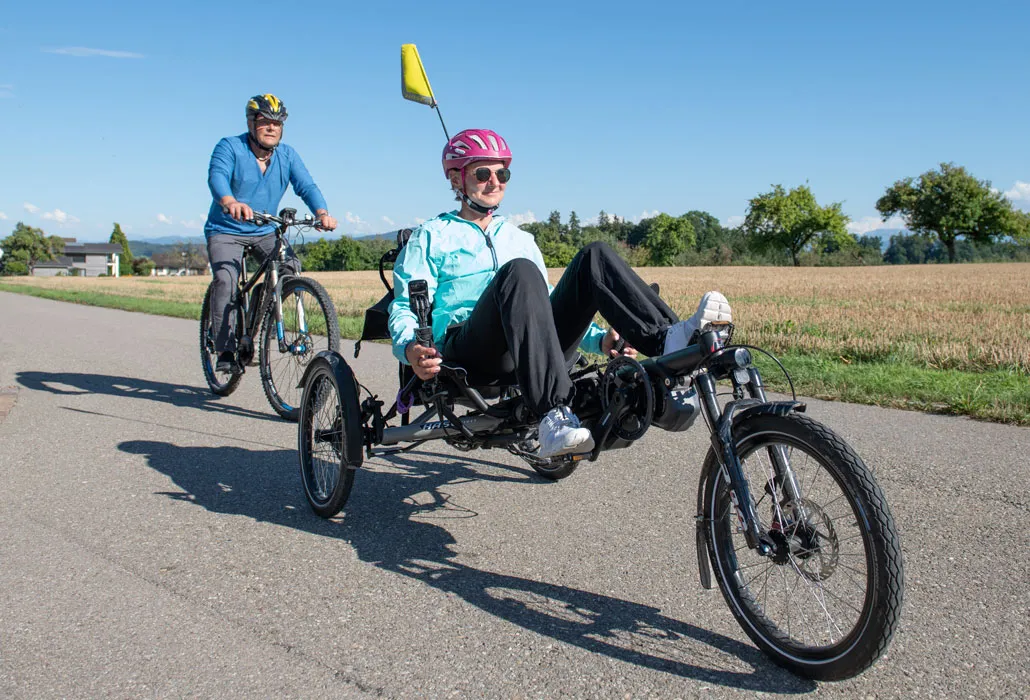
[774,498,840,581]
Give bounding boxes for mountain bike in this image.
[293,233,903,680]
[200,208,340,421]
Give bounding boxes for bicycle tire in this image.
[259,276,340,421]
[703,412,903,681]
[298,357,362,518]
[199,284,243,397]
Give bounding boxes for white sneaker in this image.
[537,406,595,458]
[663,291,732,355]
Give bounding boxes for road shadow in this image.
[120,439,815,693]
[17,370,277,422]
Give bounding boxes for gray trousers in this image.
[206,233,300,353]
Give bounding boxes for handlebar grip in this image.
[408,279,434,349]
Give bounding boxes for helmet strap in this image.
[462,193,498,215]
[459,167,500,214]
[246,129,276,159]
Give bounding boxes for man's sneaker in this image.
[215,351,240,374]
[537,406,595,458]
[663,291,732,355]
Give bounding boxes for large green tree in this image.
[640,213,694,266]
[1,222,65,275]
[876,162,1027,263]
[109,223,134,276]
[743,184,851,266]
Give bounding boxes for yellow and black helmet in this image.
[246,94,288,123]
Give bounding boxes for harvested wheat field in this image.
[5,262,1029,373]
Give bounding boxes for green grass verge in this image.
[753,351,1029,425]
[3,283,1027,425]
[0,283,202,320]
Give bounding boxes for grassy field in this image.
[3,262,1028,424]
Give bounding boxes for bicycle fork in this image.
[695,367,805,557]
[269,265,311,355]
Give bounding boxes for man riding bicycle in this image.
[204,93,338,374]
[389,128,732,459]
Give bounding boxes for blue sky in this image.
[2,0,1028,242]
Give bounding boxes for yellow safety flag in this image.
[401,44,436,106]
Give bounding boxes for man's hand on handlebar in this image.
[406,341,442,380]
[315,210,337,231]
[220,197,253,223]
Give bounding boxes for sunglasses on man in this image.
[472,167,511,184]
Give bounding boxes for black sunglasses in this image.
[473,167,511,183]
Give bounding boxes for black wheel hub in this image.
[768,499,840,580]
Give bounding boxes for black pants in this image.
[440,242,680,416]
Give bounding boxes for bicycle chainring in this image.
[600,355,654,442]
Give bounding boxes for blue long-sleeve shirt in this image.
[204,133,328,237]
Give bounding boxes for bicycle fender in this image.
[298,350,364,469]
[733,400,806,422]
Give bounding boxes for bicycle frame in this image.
[353,324,806,561]
[232,210,313,358]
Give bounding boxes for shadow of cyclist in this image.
[18,370,278,422]
[119,439,814,693]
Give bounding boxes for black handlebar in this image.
[220,206,326,230]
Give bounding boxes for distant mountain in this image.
[133,235,206,246]
[129,238,206,258]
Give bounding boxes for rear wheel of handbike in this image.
[703,412,903,681]
[298,359,362,518]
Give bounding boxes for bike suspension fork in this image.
[269,265,288,352]
[746,368,803,504]
[696,372,767,552]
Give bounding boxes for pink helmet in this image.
[442,129,512,176]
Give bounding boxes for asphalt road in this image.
[1,290,1027,698]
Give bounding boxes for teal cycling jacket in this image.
[388,211,606,364]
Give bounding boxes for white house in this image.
[32,242,123,277]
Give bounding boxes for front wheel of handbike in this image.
[259,276,340,421]
[298,358,362,518]
[703,412,903,681]
[200,284,242,396]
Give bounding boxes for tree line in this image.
[3,162,1028,276]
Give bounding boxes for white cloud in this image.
[1003,181,1030,210]
[45,47,144,59]
[157,213,173,224]
[413,217,426,225]
[0,83,12,98]
[381,216,396,227]
[344,211,365,225]
[507,210,538,227]
[41,208,80,224]
[0,211,7,220]
[722,215,745,229]
[23,202,39,214]
[635,210,660,223]
[846,214,906,235]
[180,219,202,230]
